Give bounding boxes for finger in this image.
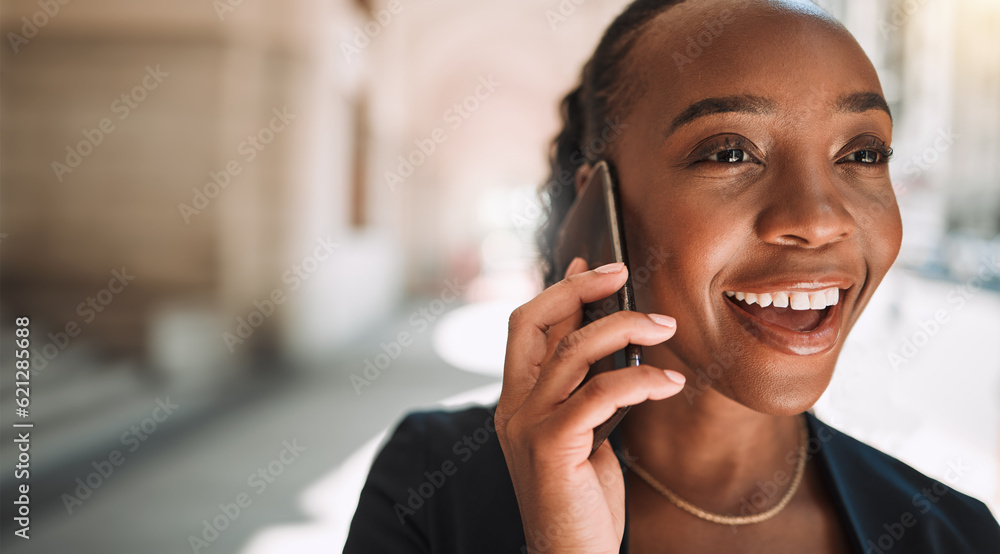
[505,261,629,377]
[565,256,588,278]
[500,259,623,419]
[543,257,589,361]
[550,365,686,435]
[532,311,677,405]
[502,262,629,405]
[500,257,596,421]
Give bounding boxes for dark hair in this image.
[537,0,683,287]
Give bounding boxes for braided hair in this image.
[537,0,684,287]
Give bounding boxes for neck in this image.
[618,351,805,513]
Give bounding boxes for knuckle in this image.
[599,310,640,330]
[637,364,662,382]
[507,305,526,333]
[550,274,579,295]
[577,312,630,346]
[583,373,611,400]
[551,330,585,363]
[620,310,651,328]
[609,311,658,340]
[555,272,577,287]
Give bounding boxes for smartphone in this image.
[553,159,642,456]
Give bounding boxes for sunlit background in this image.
[1,0,998,552]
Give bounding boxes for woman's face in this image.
[608,1,902,415]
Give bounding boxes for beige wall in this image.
[0,0,363,359]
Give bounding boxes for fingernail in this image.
[647,314,675,328]
[593,262,624,274]
[664,370,686,385]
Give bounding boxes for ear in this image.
[573,162,593,196]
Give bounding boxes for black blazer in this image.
[344,406,1000,553]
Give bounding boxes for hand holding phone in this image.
[553,160,643,456]
[494,161,684,552]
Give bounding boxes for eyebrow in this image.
[664,91,892,139]
[835,91,892,121]
[666,95,777,138]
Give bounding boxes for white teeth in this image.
[724,287,842,310]
[825,287,839,305]
[789,292,811,310]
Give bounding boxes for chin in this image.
[712,357,837,416]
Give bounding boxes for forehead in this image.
[624,1,884,128]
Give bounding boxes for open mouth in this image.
[722,286,847,356]
[723,288,839,333]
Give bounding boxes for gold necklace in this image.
[623,415,809,526]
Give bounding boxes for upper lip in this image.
[722,273,855,294]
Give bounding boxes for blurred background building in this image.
[0,0,997,552]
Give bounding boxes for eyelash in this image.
[694,136,894,165]
[694,137,760,164]
[841,137,894,165]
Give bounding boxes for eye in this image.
[710,149,749,163]
[844,149,888,164]
[838,136,893,166]
[691,135,761,165]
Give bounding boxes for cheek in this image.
[624,195,746,318]
[880,197,903,266]
[857,185,904,277]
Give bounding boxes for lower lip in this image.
[723,292,845,356]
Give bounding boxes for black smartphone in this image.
[553,159,642,456]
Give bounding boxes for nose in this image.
[755,166,856,248]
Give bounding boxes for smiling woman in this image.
[344,1,1000,553]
